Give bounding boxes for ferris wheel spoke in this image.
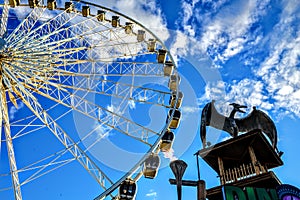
[14,27,126,59]
[68,94,158,145]
[20,158,74,186]
[0,82,22,200]
[15,37,150,63]
[11,108,71,140]
[19,149,75,186]
[57,62,165,77]
[11,124,45,139]
[11,8,80,49]
[87,42,151,60]
[3,61,54,79]
[15,19,113,50]
[81,121,113,152]
[50,72,171,107]
[0,0,9,37]
[10,83,114,191]
[6,3,46,46]
[13,13,108,49]
[32,84,158,145]
[14,21,153,61]
[10,114,46,139]
[2,66,51,102]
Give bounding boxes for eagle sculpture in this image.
[200,100,278,151]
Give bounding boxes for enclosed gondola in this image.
[160,130,175,152]
[168,75,181,91]
[119,178,137,200]
[82,6,90,17]
[169,91,183,109]
[137,30,146,42]
[112,16,120,27]
[143,153,160,179]
[147,39,156,52]
[125,22,133,34]
[28,0,38,8]
[97,10,106,21]
[164,61,174,76]
[9,0,20,7]
[166,109,181,129]
[157,49,167,63]
[65,2,74,13]
[47,0,56,10]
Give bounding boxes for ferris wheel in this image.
[0,0,183,199]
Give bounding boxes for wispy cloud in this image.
[173,0,300,119]
[9,101,24,120]
[146,189,157,199]
[162,148,177,162]
[128,99,136,109]
[89,0,169,42]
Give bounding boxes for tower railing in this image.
[220,162,268,184]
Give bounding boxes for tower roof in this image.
[197,130,283,174]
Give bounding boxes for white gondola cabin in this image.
[82,6,90,17]
[97,10,106,21]
[28,0,38,8]
[168,75,181,91]
[112,16,120,27]
[65,2,74,13]
[9,0,20,7]
[160,130,175,152]
[47,0,56,10]
[137,30,146,42]
[125,22,133,34]
[164,61,174,76]
[143,154,160,179]
[147,39,156,52]
[169,91,183,109]
[157,49,167,63]
[167,109,181,129]
[119,178,137,200]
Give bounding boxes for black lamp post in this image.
[169,158,206,200]
[170,160,188,200]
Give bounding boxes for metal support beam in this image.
[0,79,22,200]
[0,0,9,37]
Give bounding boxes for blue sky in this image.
[1,0,300,200]
[107,0,300,199]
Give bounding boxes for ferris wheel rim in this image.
[0,1,182,199]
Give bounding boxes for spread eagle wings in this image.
[200,101,278,150]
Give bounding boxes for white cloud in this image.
[198,79,273,116]
[91,0,169,42]
[93,121,111,140]
[146,189,157,199]
[128,99,136,109]
[277,85,294,96]
[170,30,190,64]
[9,101,24,120]
[181,106,199,114]
[178,0,300,119]
[252,0,300,117]
[162,148,177,162]
[171,0,272,67]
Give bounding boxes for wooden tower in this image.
[196,130,283,200]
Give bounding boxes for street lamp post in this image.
[169,159,206,200]
[170,160,187,200]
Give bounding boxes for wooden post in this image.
[248,146,260,175]
[197,180,206,200]
[169,179,206,200]
[217,157,225,184]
